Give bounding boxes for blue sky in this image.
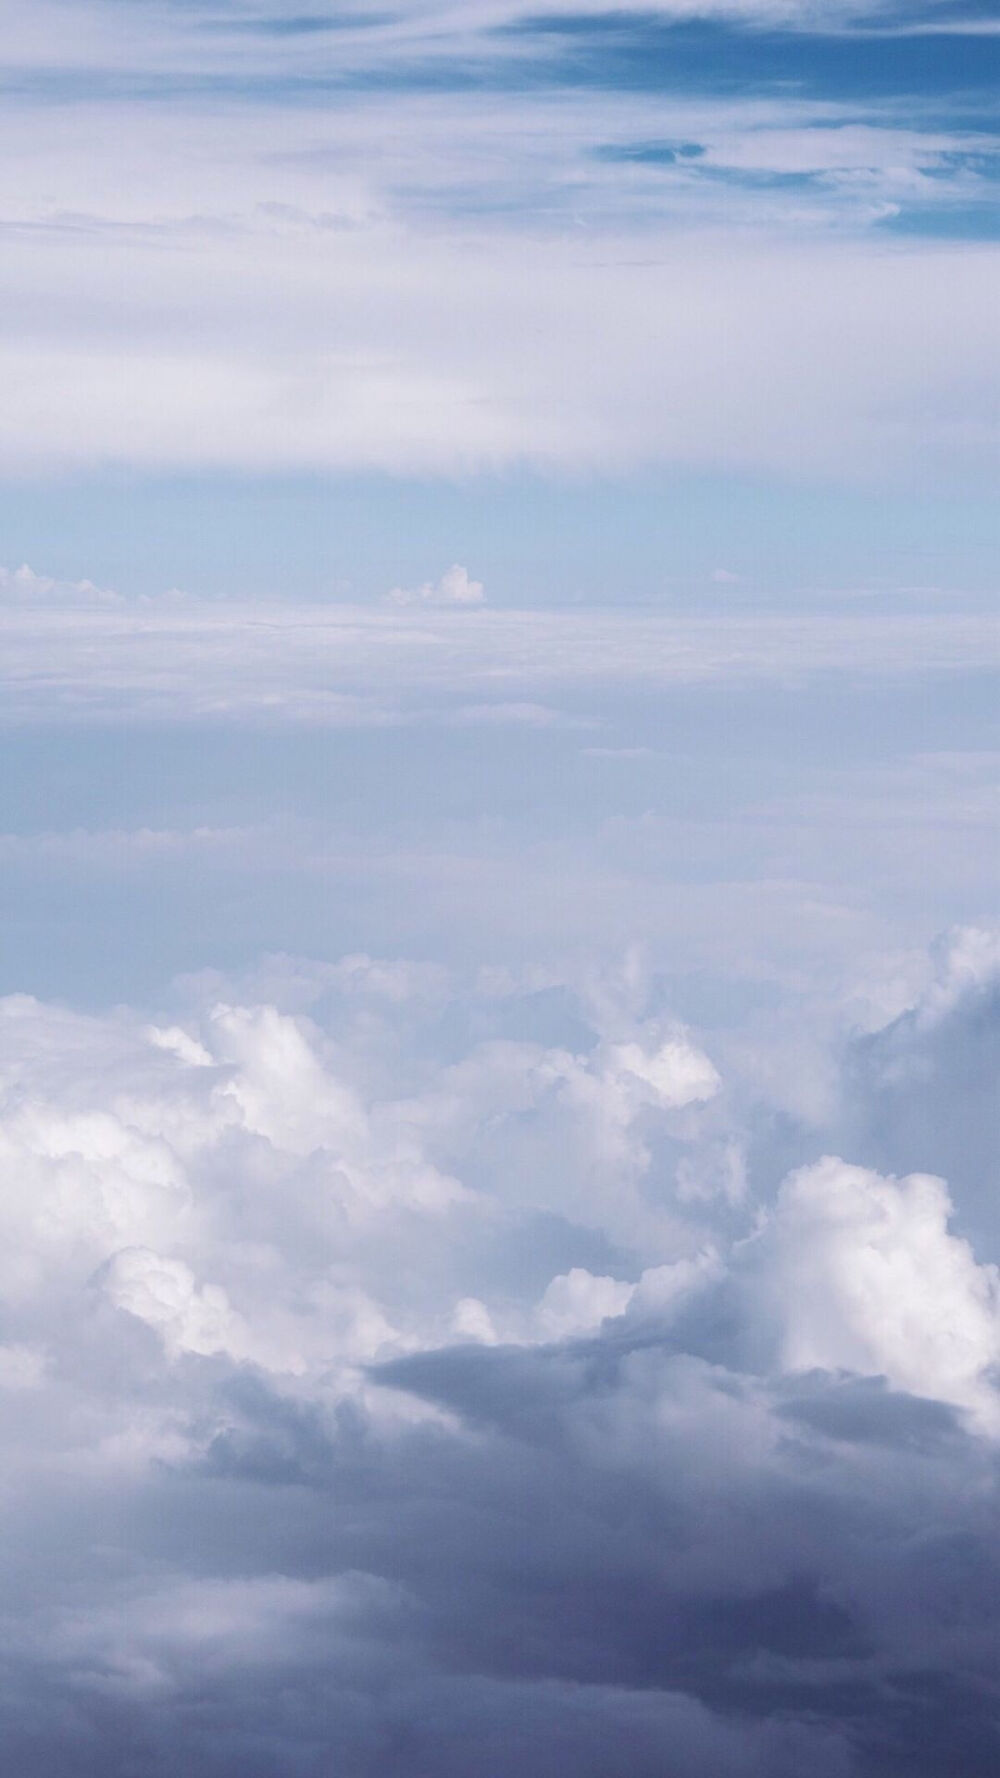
[1,4,999,1776]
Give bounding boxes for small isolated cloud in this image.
[582,745,654,758]
[0,561,121,606]
[386,564,486,608]
[450,701,569,727]
[711,568,741,584]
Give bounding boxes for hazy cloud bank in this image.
[3,585,998,727]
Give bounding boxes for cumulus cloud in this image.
[102,1248,250,1362]
[0,936,999,1772]
[745,1156,1000,1426]
[387,565,486,608]
[0,562,121,606]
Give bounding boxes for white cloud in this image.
[0,235,993,482]
[532,1267,636,1339]
[4,942,995,1413]
[387,564,486,607]
[604,1036,721,1109]
[918,924,1000,1026]
[748,1157,1000,1426]
[0,973,724,1384]
[0,562,120,606]
[103,1248,249,1362]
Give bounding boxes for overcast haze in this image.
[1,2,999,1773]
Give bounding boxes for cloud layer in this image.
[2,930,999,1773]
[3,580,998,726]
[0,0,997,480]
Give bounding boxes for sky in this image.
[1,1,999,1774]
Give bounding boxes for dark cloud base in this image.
[5,1339,999,1774]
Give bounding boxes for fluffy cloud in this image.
[387,565,486,608]
[0,563,120,606]
[0,936,998,1772]
[745,1156,1000,1426]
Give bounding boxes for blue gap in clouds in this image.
[218,10,397,32]
[4,12,999,105]
[592,140,1000,232]
[875,0,1000,21]
[593,145,827,193]
[880,202,1000,239]
[878,143,1000,238]
[591,142,706,165]
[500,13,1000,104]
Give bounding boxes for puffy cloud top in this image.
[2,937,1000,1773]
[387,565,486,608]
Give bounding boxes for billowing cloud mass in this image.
[2,928,999,1774]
